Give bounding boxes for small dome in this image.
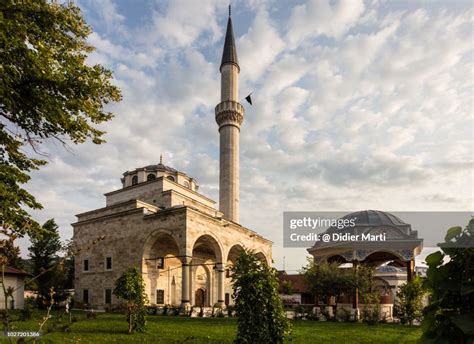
[341,210,406,227]
[142,162,177,173]
[325,210,410,234]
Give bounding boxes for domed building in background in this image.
[306,210,423,320]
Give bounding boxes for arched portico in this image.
[188,234,225,307]
[142,230,182,306]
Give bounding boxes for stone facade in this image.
[72,14,272,309]
[73,177,272,309]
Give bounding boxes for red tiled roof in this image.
[278,271,309,293]
[2,267,30,276]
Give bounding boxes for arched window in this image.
[167,176,175,182]
[131,175,138,186]
[184,181,190,189]
[147,174,156,181]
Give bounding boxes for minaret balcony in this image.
[215,100,244,127]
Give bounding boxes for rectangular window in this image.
[105,257,112,270]
[83,259,89,271]
[225,293,230,306]
[105,289,112,304]
[83,289,89,304]
[156,289,165,304]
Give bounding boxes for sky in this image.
[18,0,473,272]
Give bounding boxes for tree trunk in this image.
[128,306,133,334]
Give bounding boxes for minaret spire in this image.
[220,8,239,72]
[215,6,244,223]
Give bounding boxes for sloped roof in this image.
[3,266,30,276]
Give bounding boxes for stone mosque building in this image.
[72,13,272,309]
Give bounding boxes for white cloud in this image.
[286,0,365,45]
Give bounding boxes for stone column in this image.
[181,256,191,309]
[216,263,225,307]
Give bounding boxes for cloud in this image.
[149,0,221,48]
[286,0,365,45]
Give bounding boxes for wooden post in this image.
[352,260,359,309]
[407,258,415,282]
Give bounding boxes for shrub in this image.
[114,267,148,334]
[232,249,291,343]
[362,292,381,325]
[394,277,425,325]
[19,303,34,321]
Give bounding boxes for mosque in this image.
[72,12,272,309]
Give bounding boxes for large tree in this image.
[28,218,63,307]
[0,0,121,238]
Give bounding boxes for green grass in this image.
[1,311,422,343]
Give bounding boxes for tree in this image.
[394,276,425,325]
[303,260,358,310]
[0,237,23,269]
[0,0,121,239]
[280,280,294,295]
[114,267,148,334]
[28,218,62,307]
[422,219,474,342]
[231,249,291,344]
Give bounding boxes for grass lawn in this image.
[2,311,422,343]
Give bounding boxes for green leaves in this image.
[114,267,148,333]
[231,249,291,344]
[0,0,121,238]
[444,226,462,242]
[394,277,426,325]
[422,221,474,343]
[425,251,444,267]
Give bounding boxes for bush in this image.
[232,249,291,344]
[19,303,34,321]
[394,277,425,325]
[114,267,148,334]
[362,292,381,325]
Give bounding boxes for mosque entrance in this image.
[195,288,206,307]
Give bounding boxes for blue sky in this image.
[20,0,473,271]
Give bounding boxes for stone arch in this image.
[142,230,182,305]
[191,234,224,263]
[255,251,268,264]
[142,230,182,263]
[192,264,211,307]
[190,234,224,306]
[227,244,245,264]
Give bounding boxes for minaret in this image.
[215,6,244,223]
